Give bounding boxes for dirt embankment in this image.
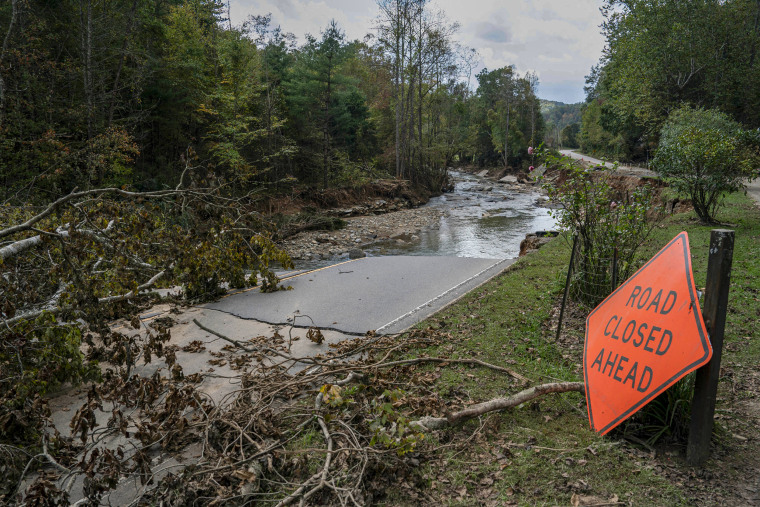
[265,179,445,261]
[261,179,435,216]
[279,206,445,261]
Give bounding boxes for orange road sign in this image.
[584,232,712,434]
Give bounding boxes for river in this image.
[365,170,556,260]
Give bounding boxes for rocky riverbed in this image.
[279,205,446,262]
[278,167,554,263]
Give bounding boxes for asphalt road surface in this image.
[747,175,760,206]
[559,149,658,178]
[206,255,516,335]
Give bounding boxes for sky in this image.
[228,0,607,104]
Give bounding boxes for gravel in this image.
[280,206,444,261]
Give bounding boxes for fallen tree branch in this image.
[0,234,44,259]
[411,382,585,431]
[192,320,529,387]
[192,318,258,353]
[97,269,166,304]
[3,270,166,327]
[0,187,178,240]
[275,371,344,507]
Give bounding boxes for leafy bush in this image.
[543,153,657,307]
[653,106,760,223]
[620,374,695,446]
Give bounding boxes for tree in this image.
[286,21,372,187]
[653,106,760,223]
[375,0,463,185]
[561,123,580,148]
[584,0,760,162]
[473,66,542,169]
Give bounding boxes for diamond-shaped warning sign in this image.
[584,232,712,434]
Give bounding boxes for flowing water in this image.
[367,170,557,260]
[284,170,557,273]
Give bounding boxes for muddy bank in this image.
[278,169,549,262]
[262,179,435,216]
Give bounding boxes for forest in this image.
[4,0,760,504]
[580,0,760,163]
[0,0,544,200]
[541,100,582,149]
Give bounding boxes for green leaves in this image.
[653,106,760,223]
[586,0,760,161]
[543,152,657,306]
[368,389,425,456]
[0,312,100,416]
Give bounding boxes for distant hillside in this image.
[540,100,583,148]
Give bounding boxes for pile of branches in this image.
[2,316,583,505]
[0,164,292,484]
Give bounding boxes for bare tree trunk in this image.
[323,54,333,189]
[751,0,760,69]
[107,0,139,128]
[406,73,414,181]
[406,13,414,182]
[0,0,18,129]
[417,3,424,180]
[394,25,401,178]
[396,1,406,179]
[81,0,93,141]
[504,95,510,170]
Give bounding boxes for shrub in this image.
[543,153,657,307]
[653,106,760,224]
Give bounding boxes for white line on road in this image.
[375,257,514,334]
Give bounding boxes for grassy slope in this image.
[395,191,760,506]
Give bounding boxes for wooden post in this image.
[556,233,578,341]
[687,229,734,466]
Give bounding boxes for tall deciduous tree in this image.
[584,0,760,161]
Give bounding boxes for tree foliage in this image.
[541,100,582,149]
[653,106,760,223]
[583,0,760,161]
[472,66,544,168]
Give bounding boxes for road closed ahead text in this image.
[584,232,712,435]
[589,286,679,392]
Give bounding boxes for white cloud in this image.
[229,0,375,40]
[229,0,606,103]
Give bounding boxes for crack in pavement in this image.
[198,305,372,337]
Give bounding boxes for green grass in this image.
[390,192,760,505]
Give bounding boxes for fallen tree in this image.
[4,315,588,505]
[0,163,293,465]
